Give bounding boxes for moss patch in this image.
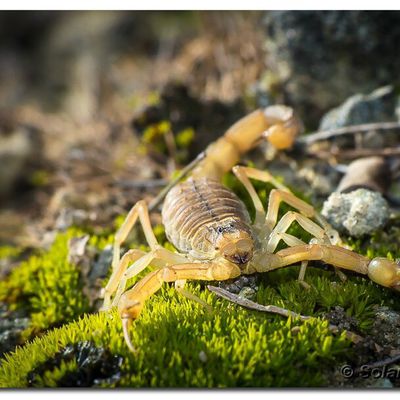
[1,173,400,387]
[1,279,352,388]
[0,229,91,339]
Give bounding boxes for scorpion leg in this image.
[111,247,188,308]
[263,188,345,279]
[266,211,325,253]
[265,189,315,231]
[102,249,146,310]
[175,280,212,311]
[117,261,241,352]
[232,166,266,225]
[274,232,311,288]
[265,212,329,287]
[232,165,291,225]
[265,211,345,286]
[231,165,333,232]
[231,166,326,231]
[111,200,158,274]
[233,166,291,193]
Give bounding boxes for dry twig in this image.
[207,285,365,344]
[299,121,400,145]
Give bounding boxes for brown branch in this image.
[207,285,365,344]
[307,146,400,161]
[354,353,400,373]
[207,284,310,320]
[299,121,400,146]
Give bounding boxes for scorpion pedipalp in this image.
[367,258,400,290]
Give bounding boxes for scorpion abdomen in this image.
[162,177,253,258]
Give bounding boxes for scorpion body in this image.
[162,177,254,263]
[101,105,400,352]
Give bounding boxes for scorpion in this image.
[101,105,400,352]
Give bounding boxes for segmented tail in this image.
[190,105,302,180]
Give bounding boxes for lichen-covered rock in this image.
[263,11,400,126]
[319,86,397,131]
[321,189,390,237]
[371,306,400,349]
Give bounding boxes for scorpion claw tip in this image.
[368,258,400,289]
[122,317,137,353]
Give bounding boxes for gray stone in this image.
[263,11,400,127]
[321,189,390,237]
[319,86,397,131]
[0,303,30,357]
[371,306,400,349]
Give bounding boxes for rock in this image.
[371,306,400,349]
[26,341,123,387]
[263,11,400,127]
[198,350,207,363]
[324,306,358,332]
[298,160,341,197]
[319,86,397,131]
[321,189,390,237]
[0,120,40,198]
[89,244,113,283]
[67,235,90,265]
[55,208,97,231]
[238,286,257,301]
[337,157,392,195]
[0,303,30,357]
[219,274,258,295]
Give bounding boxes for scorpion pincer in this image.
[101,105,400,352]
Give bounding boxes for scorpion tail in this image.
[191,105,303,180]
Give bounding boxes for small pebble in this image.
[199,350,207,363]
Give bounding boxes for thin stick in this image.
[354,353,400,373]
[148,151,206,212]
[207,285,365,344]
[207,285,310,320]
[308,146,400,161]
[299,121,400,146]
[116,179,168,189]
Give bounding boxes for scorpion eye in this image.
[217,227,224,234]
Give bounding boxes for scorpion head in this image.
[214,223,254,267]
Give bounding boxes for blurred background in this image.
[1,10,400,249]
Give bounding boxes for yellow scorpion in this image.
[101,105,400,351]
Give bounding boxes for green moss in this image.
[1,169,400,387]
[29,170,51,187]
[175,127,195,149]
[0,229,91,339]
[0,280,351,388]
[0,246,22,260]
